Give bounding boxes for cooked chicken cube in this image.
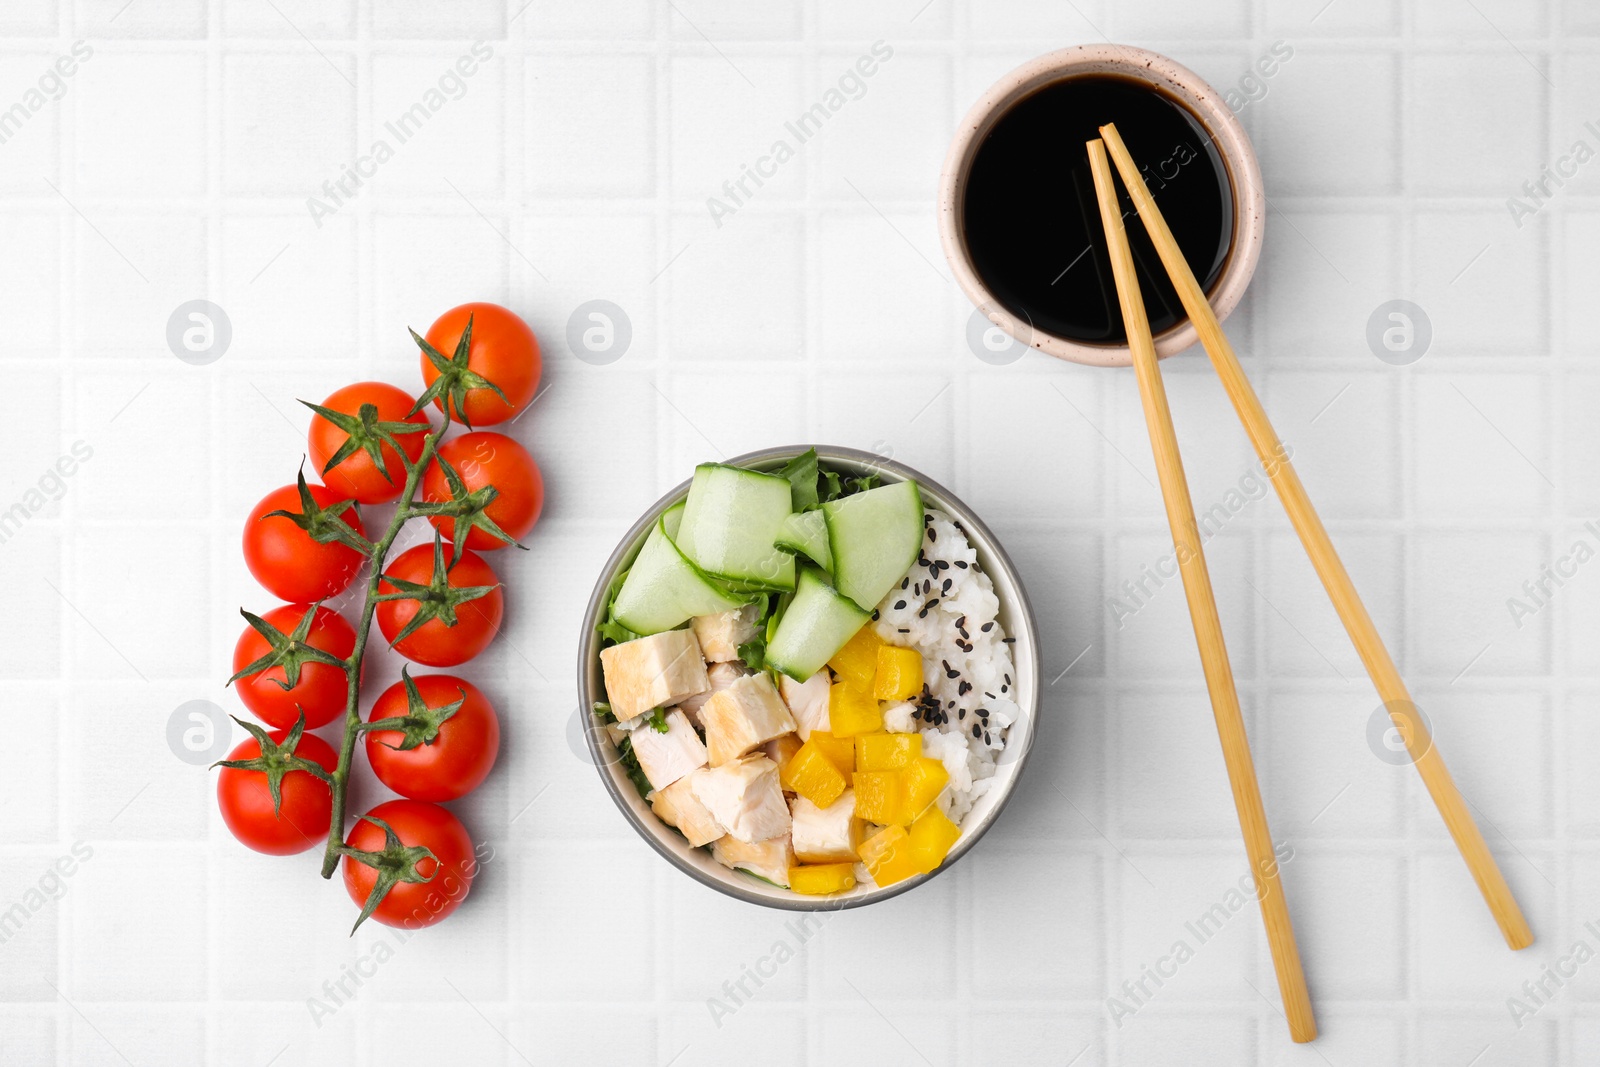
[599,630,710,721]
[629,710,707,791]
[778,670,832,740]
[763,733,802,780]
[700,673,797,766]
[650,771,724,847]
[690,755,792,843]
[791,790,863,864]
[676,660,749,728]
[711,833,796,887]
[691,603,761,663]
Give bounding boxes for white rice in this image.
[872,508,1017,826]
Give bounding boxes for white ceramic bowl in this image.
[938,43,1266,367]
[577,446,1040,910]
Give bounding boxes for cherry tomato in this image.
[364,674,500,802]
[420,302,540,426]
[421,431,544,550]
[341,800,477,929]
[216,728,337,856]
[376,543,503,666]
[243,484,366,603]
[307,381,431,505]
[231,604,357,730]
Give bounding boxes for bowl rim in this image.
[936,42,1267,368]
[576,445,1042,911]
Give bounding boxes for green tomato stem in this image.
[318,409,451,879]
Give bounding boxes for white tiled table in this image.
[1,0,1596,1064]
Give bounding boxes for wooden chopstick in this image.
[1087,138,1318,1044]
[1097,121,1534,952]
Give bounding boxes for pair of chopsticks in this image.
[1086,123,1533,1045]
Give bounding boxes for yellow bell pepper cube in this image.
[859,824,920,887]
[903,756,950,818]
[852,770,909,826]
[780,741,847,809]
[788,862,857,896]
[855,731,922,772]
[807,730,856,776]
[908,807,961,873]
[873,645,924,701]
[828,681,882,738]
[827,626,884,690]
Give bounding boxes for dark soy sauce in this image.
[962,75,1234,346]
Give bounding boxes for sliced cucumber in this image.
[675,463,796,592]
[611,503,749,634]
[822,479,924,611]
[773,510,833,573]
[765,566,871,682]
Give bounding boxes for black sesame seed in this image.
[959,709,966,720]
[1004,674,1011,685]
[894,600,906,610]
[972,724,981,738]
[871,610,879,621]
[901,576,910,590]
[958,681,972,695]
[942,578,953,594]
[1000,684,1008,694]
[1003,637,1016,643]
[954,560,968,569]
[898,627,910,634]
[981,621,994,632]
[984,731,992,745]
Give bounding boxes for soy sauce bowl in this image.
[577,446,1040,910]
[939,43,1266,368]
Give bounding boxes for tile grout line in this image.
[204,0,226,1060]
[53,0,74,1060]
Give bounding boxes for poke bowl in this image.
[577,446,1039,909]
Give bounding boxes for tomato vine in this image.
[222,304,541,931]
